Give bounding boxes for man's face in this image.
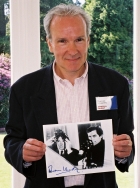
[87,130,102,146]
[47,15,90,79]
[56,137,65,151]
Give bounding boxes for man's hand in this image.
[23,139,46,162]
[46,136,56,146]
[113,134,132,158]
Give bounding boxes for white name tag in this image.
[96,96,118,111]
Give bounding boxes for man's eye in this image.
[58,39,67,43]
[76,38,84,42]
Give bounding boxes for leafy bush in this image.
[40,40,54,67]
[0,54,11,128]
[84,0,133,80]
[0,36,10,55]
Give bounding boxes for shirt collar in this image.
[53,61,88,83]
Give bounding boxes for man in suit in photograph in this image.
[47,129,81,166]
[86,125,105,168]
[4,3,134,188]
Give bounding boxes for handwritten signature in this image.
[48,165,80,175]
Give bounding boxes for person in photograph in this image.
[86,125,105,168]
[4,3,134,188]
[47,129,81,166]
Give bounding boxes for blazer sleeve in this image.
[115,79,135,172]
[3,84,36,178]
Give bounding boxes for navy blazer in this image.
[4,62,134,188]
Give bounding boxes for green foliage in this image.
[0,93,9,128]
[40,0,74,67]
[41,41,54,67]
[0,55,10,128]
[84,0,133,79]
[0,36,10,54]
[0,0,10,54]
[0,0,9,37]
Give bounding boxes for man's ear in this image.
[88,36,90,47]
[100,135,103,139]
[46,37,53,53]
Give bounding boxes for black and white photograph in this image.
[43,119,115,178]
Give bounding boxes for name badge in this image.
[96,96,118,111]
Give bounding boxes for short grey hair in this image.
[43,3,91,39]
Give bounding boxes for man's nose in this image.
[67,42,78,56]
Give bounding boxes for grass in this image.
[116,162,134,188]
[0,133,134,188]
[0,133,12,188]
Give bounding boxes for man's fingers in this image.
[23,150,45,162]
[114,145,131,152]
[113,134,132,158]
[113,134,130,141]
[113,134,132,147]
[23,142,46,152]
[23,138,46,162]
[114,145,132,157]
[23,149,45,156]
[23,155,44,162]
[114,144,132,158]
[23,147,46,157]
[114,150,131,158]
[26,139,46,150]
[24,139,46,152]
[113,140,132,146]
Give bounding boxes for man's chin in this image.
[93,143,97,146]
[59,148,64,151]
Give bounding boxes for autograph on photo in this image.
[48,165,80,175]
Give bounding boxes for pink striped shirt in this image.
[53,62,89,187]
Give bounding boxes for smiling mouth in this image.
[66,57,80,61]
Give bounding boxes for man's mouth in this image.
[66,57,80,61]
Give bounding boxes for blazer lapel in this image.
[88,62,112,121]
[30,65,58,137]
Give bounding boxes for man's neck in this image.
[54,63,86,85]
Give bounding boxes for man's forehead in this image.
[51,14,85,23]
[57,136,63,141]
[50,15,86,30]
[49,15,88,40]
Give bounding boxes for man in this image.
[47,129,81,166]
[4,3,134,188]
[86,125,105,168]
